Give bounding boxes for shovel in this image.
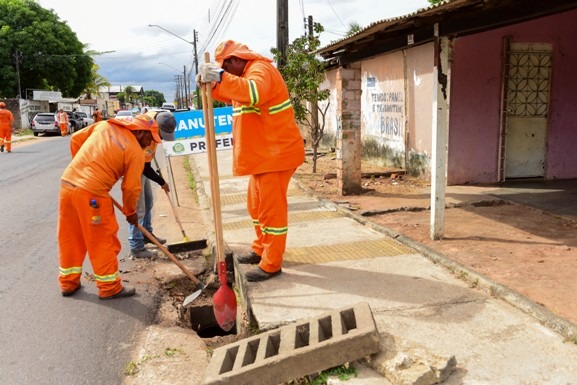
[111,197,205,307]
[201,52,237,332]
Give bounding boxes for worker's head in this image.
[215,40,267,76]
[0,102,5,108]
[95,107,98,110]
[112,114,162,148]
[144,110,176,141]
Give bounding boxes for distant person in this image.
[128,111,177,258]
[58,114,162,300]
[57,108,69,136]
[0,101,14,153]
[197,40,305,281]
[92,107,102,122]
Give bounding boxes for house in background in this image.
[98,85,144,117]
[317,0,577,192]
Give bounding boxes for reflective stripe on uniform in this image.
[94,271,119,283]
[269,99,292,115]
[59,266,83,276]
[261,226,288,236]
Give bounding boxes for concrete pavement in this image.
[193,149,577,384]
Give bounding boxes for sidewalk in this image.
[126,149,577,385]
[192,149,577,384]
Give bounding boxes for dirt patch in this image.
[294,153,577,327]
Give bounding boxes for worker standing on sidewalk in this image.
[197,40,305,282]
[127,111,176,258]
[0,101,14,153]
[57,114,162,299]
[57,108,69,136]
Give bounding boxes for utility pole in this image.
[193,30,201,109]
[276,0,288,67]
[183,65,189,108]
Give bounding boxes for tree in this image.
[272,22,330,173]
[124,86,135,104]
[346,22,362,36]
[144,90,165,107]
[0,0,93,98]
[83,63,110,100]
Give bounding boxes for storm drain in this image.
[203,302,380,385]
[188,305,236,338]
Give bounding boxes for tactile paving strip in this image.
[223,211,342,231]
[283,239,414,264]
[209,188,306,206]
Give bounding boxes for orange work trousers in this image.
[60,123,68,136]
[246,169,294,273]
[0,127,11,152]
[57,183,123,297]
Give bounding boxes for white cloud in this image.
[36,0,430,105]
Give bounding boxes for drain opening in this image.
[189,305,237,338]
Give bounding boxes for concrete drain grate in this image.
[284,239,415,264]
[203,302,380,385]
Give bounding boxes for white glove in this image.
[199,62,223,83]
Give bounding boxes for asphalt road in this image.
[0,135,156,385]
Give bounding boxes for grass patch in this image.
[183,156,199,203]
[285,364,357,384]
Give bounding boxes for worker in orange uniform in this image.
[58,114,162,299]
[92,107,102,122]
[0,101,14,153]
[197,40,305,281]
[57,108,69,136]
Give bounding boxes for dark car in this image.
[54,111,84,133]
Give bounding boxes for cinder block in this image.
[203,302,381,385]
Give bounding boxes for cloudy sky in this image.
[36,0,430,105]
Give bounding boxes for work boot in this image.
[130,247,156,259]
[236,250,261,264]
[99,286,136,300]
[144,233,166,245]
[0,144,4,152]
[245,267,282,282]
[61,284,82,297]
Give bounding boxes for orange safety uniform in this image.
[92,109,102,122]
[0,106,14,152]
[212,40,305,273]
[57,110,69,136]
[58,118,152,298]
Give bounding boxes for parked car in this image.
[161,103,176,112]
[75,111,94,127]
[114,110,133,119]
[31,112,60,136]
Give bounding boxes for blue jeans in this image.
[128,175,154,250]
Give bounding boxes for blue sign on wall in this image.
[173,106,233,139]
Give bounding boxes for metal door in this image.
[504,43,552,179]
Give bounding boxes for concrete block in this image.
[203,302,381,385]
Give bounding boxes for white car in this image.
[75,111,94,127]
[115,110,133,118]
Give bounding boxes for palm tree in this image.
[83,63,110,99]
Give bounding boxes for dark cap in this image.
[155,111,176,141]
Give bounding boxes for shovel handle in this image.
[111,197,201,285]
[164,189,187,236]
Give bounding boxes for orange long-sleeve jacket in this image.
[61,120,144,216]
[212,58,304,176]
[0,108,14,129]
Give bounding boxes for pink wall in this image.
[448,9,577,184]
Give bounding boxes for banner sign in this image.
[162,106,233,156]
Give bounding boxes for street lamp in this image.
[149,24,200,109]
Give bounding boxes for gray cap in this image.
[156,111,176,141]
